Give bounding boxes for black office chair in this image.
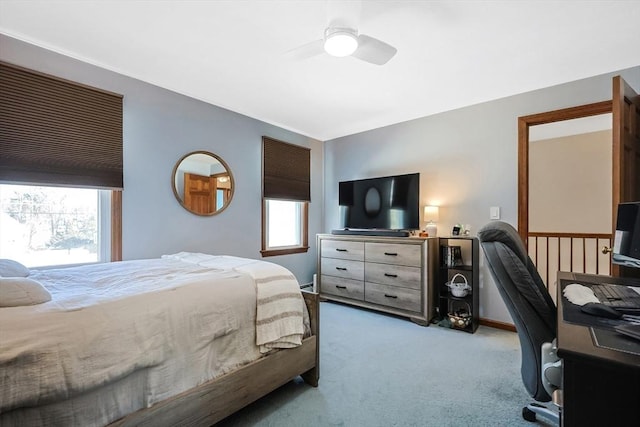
[478,221,562,424]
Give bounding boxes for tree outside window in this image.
[0,184,99,267]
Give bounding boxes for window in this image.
[266,200,302,247]
[261,136,310,257]
[264,199,308,254]
[0,184,112,268]
[0,62,123,265]
[216,189,225,210]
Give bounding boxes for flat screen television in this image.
[613,201,640,268]
[337,173,420,234]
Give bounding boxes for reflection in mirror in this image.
[172,151,234,216]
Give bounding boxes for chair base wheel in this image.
[523,402,559,424]
[522,406,537,422]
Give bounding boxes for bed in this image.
[0,253,319,426]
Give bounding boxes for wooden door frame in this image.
[517,101,612,245]
[111,190,122,261]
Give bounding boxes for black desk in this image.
[557,272,640,426]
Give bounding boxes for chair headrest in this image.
[478,221,528,263]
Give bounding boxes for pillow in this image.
[0,277,51,307]
[0,259,30,278]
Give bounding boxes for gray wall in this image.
[324,66,640,323]
[0,34,324,285]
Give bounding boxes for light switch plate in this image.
[490,206,501,220]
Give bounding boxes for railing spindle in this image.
[556,237,560,280]
[582,237,586,274]
[569,238,573,272]
[545,237,550,287]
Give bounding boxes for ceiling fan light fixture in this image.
[324,28,358,57]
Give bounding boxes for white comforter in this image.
[0,254,304,418]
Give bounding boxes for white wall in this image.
[0,34,324,285]
[324,66,640,323]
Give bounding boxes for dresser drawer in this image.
[321,239,365,261]
[365,242,421,267]
[365,282,421,312]
[321,275,365,301]
[365,263,421,290]
[321,257,365,281]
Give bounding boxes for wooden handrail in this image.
[528,232,611,239]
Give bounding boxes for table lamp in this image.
[423,205,439,237]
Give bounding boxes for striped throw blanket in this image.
[233,260,305,353]
[163,253,305,354]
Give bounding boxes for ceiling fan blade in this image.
[352,34,397,65]
[285,39,325,60]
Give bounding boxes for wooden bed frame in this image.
[109,290,319,426]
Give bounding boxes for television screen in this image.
[338,173,420,230]
[613,201,640,268]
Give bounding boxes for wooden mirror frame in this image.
[171,151,235,216]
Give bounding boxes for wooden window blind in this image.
[0,61,124,189]
[262,136,310,202]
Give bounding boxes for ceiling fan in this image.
[287,26,397,66]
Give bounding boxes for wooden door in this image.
[184,172,216,215]
[611,76,640,276]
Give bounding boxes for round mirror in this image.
[172,151,234,216]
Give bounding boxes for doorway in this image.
[518,101,612,298]
[519,77,640,295]
[530,113,614,299]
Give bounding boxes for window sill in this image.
[260,246,310,257]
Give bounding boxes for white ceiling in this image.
[1,1,639,141]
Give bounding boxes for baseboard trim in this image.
[480,318,516,332]
[300,282,313,290]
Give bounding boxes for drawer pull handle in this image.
[336,248,348,252]
[336,267,347,271]
[384,294,398,299]
[336,285,347,289]
[384,252,398,256]
[384,273,398,278]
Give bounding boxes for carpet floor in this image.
[217,301,553,426]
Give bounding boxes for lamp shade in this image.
[424,205,440,223]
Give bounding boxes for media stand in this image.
[317,234,437,326]
[331,228,410,237]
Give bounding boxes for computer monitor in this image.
[612,201,640,268]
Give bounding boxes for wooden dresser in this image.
[317,234,437,325]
